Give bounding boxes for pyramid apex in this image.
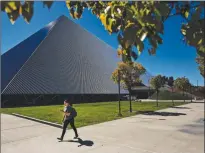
[58,15,68,20]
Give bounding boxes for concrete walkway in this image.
[140,99,205,103]
[1,103,204,153]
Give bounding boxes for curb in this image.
[12,113,62,129]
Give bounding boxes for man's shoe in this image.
[73,135,79,139]
[57,137,63,141]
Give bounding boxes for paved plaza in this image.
[1,103,204,153]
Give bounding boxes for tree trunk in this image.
[183,89,185,103]
[172,87,174,106]
[190,86,192,103]
[129,89,132,113]
[156,90,159,107]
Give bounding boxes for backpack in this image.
[72,108,77,118]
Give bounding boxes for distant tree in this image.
[1,1,204,77]
[167,76,175,105]
[161,76,168,86]
[150,75,164,107]
[111,62,146,112]
[191,85,205,100]
[160,75,175,105]
[174,77,191,102]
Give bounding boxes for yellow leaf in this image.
[198,39,202,45]
[5,7,12,13]
[145,9,150,15]
[5,2,20,13]
[181,29,186,35]
[8,2,17,10]
[125,22,135,29]
[65,1,71,9]
[107,18,113,33]
[185,11,189,18]
[100,13,106,26]
[123,50,127,55]
[74,12,78,18]
[19,6,22,15]
[117,49,123,55]
[108,2,112,6]
[25,6,30,13]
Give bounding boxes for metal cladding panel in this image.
[2,16,128,94]
[1,21,56,92]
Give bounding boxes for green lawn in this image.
[1,101,186,128]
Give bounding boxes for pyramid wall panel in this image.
[1,23,55,91]
[2,16,128,94]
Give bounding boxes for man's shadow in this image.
[64,138,94,147]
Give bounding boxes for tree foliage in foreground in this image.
[1,1,204,77]
[111,62,146,91]
[111,61,146,112]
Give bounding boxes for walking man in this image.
[57,100,78,141]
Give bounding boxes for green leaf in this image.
[124,40,132,49]
[131,51,138,60]
[137,43,144,53]
[2,1,21,24]
[123,25,137,48]
[135,37,144,53]
[156,3,170,17]
[1,2,6,11]
[7,11,19,24]
[117,34,123,44]
[155,21,164,34]
[148,48,157,55]
[191,6,202,22]
[43,1,54,9]
[149,38,158,49]
[154,8,161,21]
[155,34,163,44]
[21,2,34,23]
[197,46,205,55]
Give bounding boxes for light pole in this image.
[190,84,192,103]
[148,78,150,99]
[197,80,198,100]
[118,70,122,116]
[197,80,198,89]
[129,73,132,113]
[183,76,185,103]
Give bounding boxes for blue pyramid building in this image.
[1,16,152,107]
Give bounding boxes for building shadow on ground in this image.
[179,123,204,135]
[137,111,187,116]
[64,138,94,147]
[171,106,191,109]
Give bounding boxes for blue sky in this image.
[1,2,204,86]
